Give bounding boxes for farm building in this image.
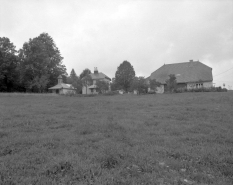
[48,75,76,94]
[148,60,213,93]
[82,67,111,94]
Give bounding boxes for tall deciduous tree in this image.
[96,80,109,94]
[70,69,77,81]
[68,69,82,93]
[166,74,177,93]
[81,75,92,94]
[72,77,82,94]
[0,37,19,92]
[29,75,49,93]
[115,60,135,92]
[130,76,148,95]
[149,79,161,92]
[18,33,66,92]
[110,78,120,91]
[80,68,91,80]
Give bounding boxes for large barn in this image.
[149,60,213,93]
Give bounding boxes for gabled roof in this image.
[150,61,213,84]
[89,72,111,81]
[48,83,74,90]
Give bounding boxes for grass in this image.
[0,92,233,185]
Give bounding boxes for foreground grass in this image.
[0,92,232,185]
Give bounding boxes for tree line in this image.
[111,60,159,94]
[0,33,66,92]
[1,33,176,93]
[0,33,96,93]
[111,60,177,94]
[68,60,164,95]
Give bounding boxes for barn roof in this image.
[150,61,213,84]
[48,83,74,90]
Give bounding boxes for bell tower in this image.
[58,75,62,84]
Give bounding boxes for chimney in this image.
[189,60,193,62]
[58,75,62,84]
[94,67,98,74]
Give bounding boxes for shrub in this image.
[147,91,156,94]
[63,93,97,97]
[165,74,177,93]
[184,86,228,93]
[222,88,228,92]
[103,91,119,96]
[175,88,184,93]
[81,94,97,97]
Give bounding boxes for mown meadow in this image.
[0,92,233,185]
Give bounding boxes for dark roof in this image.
[150,61,213,84]
[89,72,111,81]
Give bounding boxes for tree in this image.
[96,80,109,94]
[130,76,148,95]
[68,69,82,93]
[80,68,91,79]
[115,60,135,92]
[81,75,92,94]
[110,82,120,91]
[0,37,21,92]
[18,33,67,92]
[72,77,82,94]
[110,78,120,91]
[149,79,161,93]
[70,69,77,81]
[29,75,49,93]
[166,74,177,93]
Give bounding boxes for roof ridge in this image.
[165,61,199,65]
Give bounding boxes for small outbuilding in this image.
[48,75,76,94]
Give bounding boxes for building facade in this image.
[148,60,213,93]
[82,67,111,94]
[48,75,76,94]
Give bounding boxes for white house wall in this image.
[59,89,76,95]
[156,85,164,94]
[148,85,164,94]
[82,79,111,94]
[187,82,212,89]
[203,82,212,88]
[82,86,92,94]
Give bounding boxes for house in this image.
[117,89,125,94]
[82,67,111,94]
[148,60,213,93]
[48,75,76,94]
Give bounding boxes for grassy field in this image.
[0,92,233,185]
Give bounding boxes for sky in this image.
[1,0,233,89]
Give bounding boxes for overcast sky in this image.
[1,0,233,88]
